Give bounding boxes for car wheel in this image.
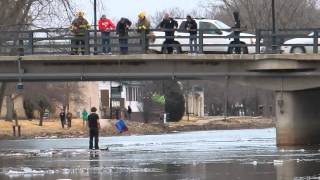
[228,43,248,54]
[290,47,306,54]
[172,42,182,54]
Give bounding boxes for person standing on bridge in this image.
[137,12,151,53]
[185,15,198,54]
[116,17,132,54]
[70,11,90,55]
[98,15,116,55]
[88,107,100,150]
[157,13,178,54]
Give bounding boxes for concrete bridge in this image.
[1,53,320,146]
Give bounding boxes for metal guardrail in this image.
[0,28,319,55]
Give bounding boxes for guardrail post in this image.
[141,30,146,53]
[93,30,98,55]
[313,29,318,54]
[28,32,33,55]
[84,30,90,55]
[18,39,24,56]
[255,29,261,54]
[199,30,204,54]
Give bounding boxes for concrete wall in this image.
[276,88,320,146]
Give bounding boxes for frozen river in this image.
[0,128,320,180]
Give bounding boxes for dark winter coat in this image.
[88,113,100,129]
[157,18,178,39]
[71,17,90,36]
[116,18,132,37]
[185,19,197,35]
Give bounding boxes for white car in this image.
[149,18,258,54]
[281,32,318,54]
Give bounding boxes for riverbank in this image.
[0,116,275,140]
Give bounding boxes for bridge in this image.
[1,53,320,146]
[2,27,320,146]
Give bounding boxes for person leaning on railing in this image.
[137,12,151,53]
[98,14,116,55]
[70,11,90,55]
[157,13,178,54]
[116,17,132,55]
[185,15,198,54]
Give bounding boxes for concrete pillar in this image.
[276,88,320,146]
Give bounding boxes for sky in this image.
[76,0,202,24]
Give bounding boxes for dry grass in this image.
[0,119,87,139]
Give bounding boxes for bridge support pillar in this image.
[276,88,320,146]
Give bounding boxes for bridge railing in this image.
[0,28,319,55]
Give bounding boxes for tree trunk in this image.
[0,82,6,115]
[6,95,14,121]
[39,109,44,126]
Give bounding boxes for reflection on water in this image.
[89,152,100,180]
[0,128,319,180]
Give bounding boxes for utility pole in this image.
[224,76,229,121]
[271,0,276,53]
[93,0,97,54]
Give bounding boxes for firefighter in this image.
[137,12,151,53]
[70,11,90,55]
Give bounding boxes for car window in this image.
[308,32,320,37]
[177,21,187,33]
[214,21,231,32]
[199,22,222,34]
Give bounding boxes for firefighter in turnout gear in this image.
[70,11,90,55]
[137,12,151,53]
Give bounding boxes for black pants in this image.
[89,128,99,149]
[119,36,128,54]
[71,36,85,55]
[163,39,174,54]
[60,118,65,128]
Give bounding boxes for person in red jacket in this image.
[98,15,116,54]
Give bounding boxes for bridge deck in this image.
[0,54,320,62]
[0,54,320,91]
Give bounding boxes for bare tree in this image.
[150,7,186,27]
[0,0,74,30]
[201,0,320,30]
[0,0,75,117]
[21,82,85,126]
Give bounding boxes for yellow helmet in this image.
[138,12,145,19]
[76,11,85,17]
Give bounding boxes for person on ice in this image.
[88,107,100,150]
